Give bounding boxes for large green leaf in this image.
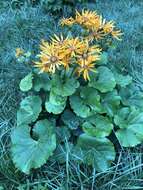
[70,93,91,118]
[80,87,103,113]
[51,74,79,97]
[116,129,143,148]
[115,107,143,147]
[77,134,115,172]
[82,115,113,137]
[11,119,56,174]
[114,72,132,87]
[45,101,66,114]
[119,84,143,110]
[101,90,121,117]
[61,109,81,129]
[20,73,33,92]
[45,93,67,114]
[17,96,42,126]
[89,66,116,93]
[70,87,102,118]
[49,91,67,106]
[33,73,51,92]
[114,107,130,128]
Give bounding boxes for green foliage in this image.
[77,134,115,171]
[89,66,116,93]
[115,107,143,147]
[82,115,113,137]
[20,72,33,92]
[51,74,79,97]
[13,57,143,174]
[101,90,121,117]
[119,83,143,109]
[114,72,132,87]
[17,96,42,126]
[70,87,102,118]
[33,72,51,92]
[10,5,143,177]
[97,52,108,65]
[61,109,81,129]
[45,94,67,114]
[11,119,56,174]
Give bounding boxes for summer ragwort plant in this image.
[11,9,143,175]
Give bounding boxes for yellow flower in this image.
[91,15,104,31]
[35,43,64,74]
[60,17,75,26]
[62,55,71,70]
[51,34,69,50]
[64,38,86,57]
[15,48,24,58]
[87,30,105,41]
[111,30,123,40]
[39,39,52,52]
[76,59,96,81]
[34,61,50,73]
[77,40,101,63]
[75,10,98,29]
[82,54,100,65]
[86,16,107,41]
[103,21,115,34]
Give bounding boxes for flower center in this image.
[82,64,88,70]
[69,45,76,51]
[82,16,88,23]
[82,53,88,59]
[50,56,58,63]
[59,40,64,45]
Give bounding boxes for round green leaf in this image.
[114,107,130,128]
[114,72,132,87]
[70,87,103,118]
[45,94,67,114]
[17,96,42,126]
[70,92,92,118]
[89,66,116,93]
[51,74,79,97]
[33,73,51,92]
[77,134,115,172]
[20,73,33,92]
[82,115,113,137]
[80,87,103,113]
[45,101,66,114]
[119,84,143,110]
[116,128,143,147]
[61,109,81,129]
[115,107,143,147]
[49,91,67,106]
[11,119,56,174]
[101,90,121,117]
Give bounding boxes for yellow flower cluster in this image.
[15,48,24,58]
[60,10,123,41]
[34,35,101,81]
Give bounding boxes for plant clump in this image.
[11,10,143,175]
